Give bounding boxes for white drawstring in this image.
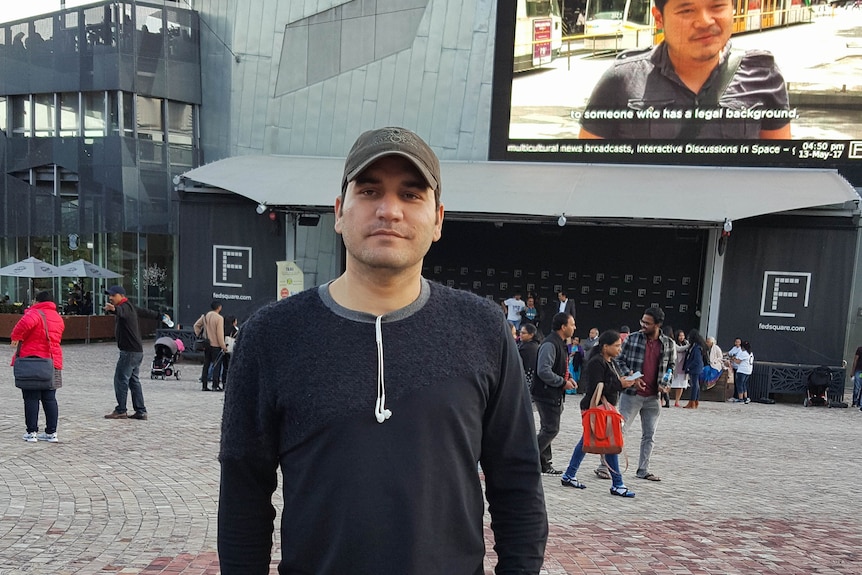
[374,315,392,423]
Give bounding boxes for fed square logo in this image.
[759,271,811,318]
[213,245,253,288]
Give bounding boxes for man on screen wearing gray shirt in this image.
[579,0,791,140]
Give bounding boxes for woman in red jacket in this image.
[10,290,65,443]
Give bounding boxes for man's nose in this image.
[693,9,717,26]
[375,194,403,219]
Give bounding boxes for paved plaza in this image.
[1,341,860,574]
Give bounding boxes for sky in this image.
[0,1,104,24]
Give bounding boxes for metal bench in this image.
[749,362,846,403]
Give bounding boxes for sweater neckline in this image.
[317,277,431,324]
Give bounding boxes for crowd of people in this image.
[506,291,760,497]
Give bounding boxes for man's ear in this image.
[334,195,343,233]
[652,6,663,29]
[432,203,445,242]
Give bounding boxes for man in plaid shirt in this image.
[599,306,675,482]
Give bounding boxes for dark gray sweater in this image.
[218,280,548,574]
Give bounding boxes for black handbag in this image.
[194,314,208,351]
[13,311,56,391]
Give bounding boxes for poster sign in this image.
[276,261,304,300]
[532,19,552,67]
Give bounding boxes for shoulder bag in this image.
[581,381,625,454]
[194,314,208,351]
[14,311,57,391]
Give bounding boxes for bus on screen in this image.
[513,0,564,72]
[583,0,810,52]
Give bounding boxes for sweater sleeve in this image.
[218,309,281,572]
[481,319,548,573]
[217,459,278,574]
[536,343,563,387]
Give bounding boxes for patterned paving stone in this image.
[0,342,860,574]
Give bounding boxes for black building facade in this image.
[0,0,200,317]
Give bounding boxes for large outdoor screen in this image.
[489,0,862,183]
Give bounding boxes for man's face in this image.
[558,293,566,302]
[563,316,576,339]
[526,297,534,307]
[335,155,444,275]
[653,0,733,67]
[589,328,598,339]
[108,293,123,305]
[639,314,661,338]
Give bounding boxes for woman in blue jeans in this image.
[560,330,639,497]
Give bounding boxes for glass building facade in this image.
[0,0,200,316]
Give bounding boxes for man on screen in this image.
[578,0,791,140]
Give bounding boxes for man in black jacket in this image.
[102,285,162,420]
[532,312,576,475]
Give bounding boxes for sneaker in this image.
[744,398,751,404]
[727,398,740,403]
[22,432,38,442]
[104,411,129,419]
[542,466,563,476]
[129,412,148,421]
[37,432,58,443]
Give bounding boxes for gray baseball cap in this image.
[342,127,440,196]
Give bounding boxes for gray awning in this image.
[179,155,860,224]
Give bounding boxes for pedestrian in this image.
[560,329,640,497]
[504,292,526,330]
[103,285,162,420]
[519,322,540,390]
[217,315,238,388]
[851,344,862,408]
[520,295,542,331]
[10,290,65,443]
[194,300,227,391]
[532,312,577,475]
[670,329,689,407]
[217,126,548,574]
[731,340,754,403]
[597,306,675,482]
[683,329,708,409]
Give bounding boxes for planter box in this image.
[0,313,160,342]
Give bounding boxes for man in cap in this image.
[103,285,163,420]
[218,127,548,574]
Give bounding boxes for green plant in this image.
[0,302,24,314]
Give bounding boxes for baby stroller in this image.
[803,366,831,407]
[151,336,182,380]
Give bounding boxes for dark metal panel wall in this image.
[422,221,707,339]
[177,196,285,326]
[717,223,856,365]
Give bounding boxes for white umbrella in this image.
[0,256,62,278]
[58,259,123,279]
[0,257,62,304]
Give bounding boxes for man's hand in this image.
[103,302,115,312]
[564,378,576,391]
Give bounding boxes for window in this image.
[166,101,193,145]
[136,96,164,141]
[11,96,31,137]
[34,94,56,137]
[83,91,107,137]
[59,93,80,137]
[0,97,6,134]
